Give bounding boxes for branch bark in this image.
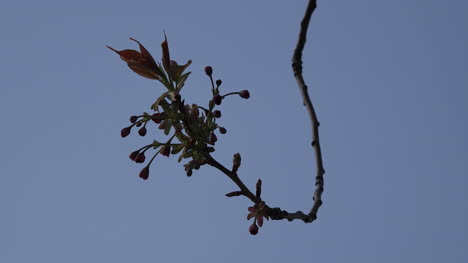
[291,0,325,221]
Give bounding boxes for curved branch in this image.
[204,0,324,224]
[291,0,325,221]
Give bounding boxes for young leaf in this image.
[151,91,170,111]
[164,119,173,135]
[161,33,171,74]
[171,144,184,155]
[171,60,192,80]
[176,71,191,91]
[106,38,162,80]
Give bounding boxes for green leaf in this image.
[164,119,173,135]
[171,144,184,155]
[156,62,172,90]
[176,71,191,91]
[175,132,187,144]
[178,152,185,162]
[152,140,162,149]
[209,100,215,111]
[151,91,170,111]
[182,150,193,159]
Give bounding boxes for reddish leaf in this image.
[161,33,171,74]
[107,38,160,80]
[170,60,192,80]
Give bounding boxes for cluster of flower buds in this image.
[121,112,168,139]
[109,34,260,233]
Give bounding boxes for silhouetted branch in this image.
[204,0,324,224]
[291,0,324,221]
[113,0,324,234]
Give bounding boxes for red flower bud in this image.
[161,145,171,157]
[130,116,138,123]
[121,127,131,138]
[239,90,250,99]
[213,110,221,118]
[204,66,213,76]
[129,151,139,161]
[208,132,218,145]
[152,113,165,124]
[219,127,227,134]
[216,79,222,86]
[138,126,147,136]
[139,166,149,180]
[213,94,222,105]
[249,223,259,235]
[135,153,146,163]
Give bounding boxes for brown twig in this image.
[205,155,260,204]
[291,0,324,221]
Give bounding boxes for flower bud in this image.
[204,66,213,76]
[216,79,222,86]
[130,116,139,123]
[239,90,250,99]
[213,94,222,105]
[219,127,227,134]
[152,113,165,124]
[161,145,171,157]
[121,127,131,138]
[139,166,149,180]
[135,153,146,163]
[233,153,241,172]
[129,151,139,161]
[256,179,262,198]
[225,191,242,197]
[249,223,259,235]
[138,126,147,136]
[208,132,218,145]
[213,110,221,118]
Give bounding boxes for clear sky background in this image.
[1,0,467,262]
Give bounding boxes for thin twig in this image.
[205,155,260,204]
[291,0,325,221]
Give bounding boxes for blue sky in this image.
[1,0,468,262]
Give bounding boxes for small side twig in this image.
[204,0,324,225]
[205,155,260,204]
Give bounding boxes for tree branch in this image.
[205,155,260,204]
[203,0,324,224]
[291,0,325,221]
